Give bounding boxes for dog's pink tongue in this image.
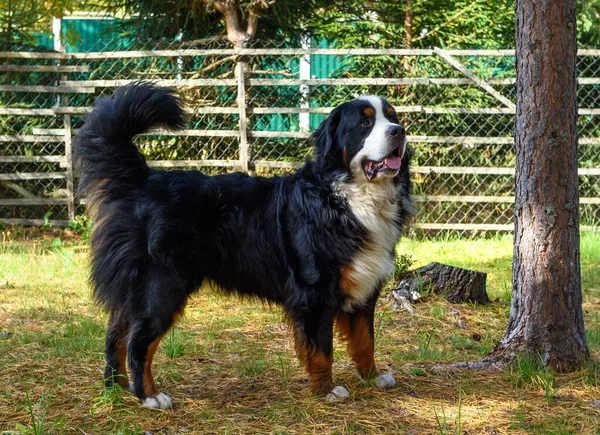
[385,155,401,170]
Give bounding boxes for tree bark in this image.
[404,0,413,49]
[205,0,268,49]
[392,262,490,305]
[490,0,588,371]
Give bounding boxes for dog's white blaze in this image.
[335,175,401,311]
[350,96,400,172]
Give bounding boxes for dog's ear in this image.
[312,108,340,168]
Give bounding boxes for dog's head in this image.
[312,96,407,181]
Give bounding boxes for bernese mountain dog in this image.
[75,82,412,409]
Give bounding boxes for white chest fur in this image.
[334,177,401,311]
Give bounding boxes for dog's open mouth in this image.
[362,147,402,180]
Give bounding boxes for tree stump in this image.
[392,262,490,305]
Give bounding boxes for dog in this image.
[75,82,412,409]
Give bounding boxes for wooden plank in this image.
[32,128,69,135]
[414,195,513,203]
[1,181,35,198]
[0,85,95,93]
[61,79,236,87]
[0,156,65,163]
[250,107,333,114]
[578,49,600,56]
[2,48,599,62]
[414,166,515,175]
[141,129,239,137]
[0,218,71,226]
[0,107,91,115]
[0,135,64,142]
[441,50,515,56]
[415,223,513,231]
[434,48,516,109]
[582,198,600,204]
[237,61,250,173]
[0,48,435,60]
[254,160,303,169]
[414,167,600,175]
[579,109,600,115]
[187,107,238,114]
[249,131,309,139]
[0,105,596,120]
[408,136,513,144]
[415,223,598,231]
[578,78,600,85]
[414,195,600,204]
[0,64,90,73]
[422,107,515,114]
[0,198,67,205]
[249,106,425,114]
[29,129,600,145]
[147,160,242,168]
[0,172,66,180]
[63,111,76,220]
[248,78,600,87]
[248,78,478,86]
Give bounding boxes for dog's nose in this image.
[387,125,405,137]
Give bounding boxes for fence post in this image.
[236,60,250,173]
[63,107,75,221]
[54,19,75,221]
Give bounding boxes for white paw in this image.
[141,392,173,409]
[374,373,396,389]
[126,382,134,393]
[325,386,351,402]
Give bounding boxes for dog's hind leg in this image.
[104,316,132,392]
[127,296,186,410]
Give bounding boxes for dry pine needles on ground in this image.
[1,231,599,434]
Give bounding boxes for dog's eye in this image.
[360,119,372,127]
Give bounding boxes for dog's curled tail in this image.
[75,82,185,199]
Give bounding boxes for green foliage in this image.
[100,0,600,51]
[42,211,53,228]
[392,253,416,281]
[163,328,185,359]
[577,0,600,47]
[92,376,127,410]
[16,386,59,435]
[68,215,91,241]
[0,0,89,49]
[433,389,462,435]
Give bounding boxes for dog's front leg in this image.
[336,294,396,390]
[290,304,350,401]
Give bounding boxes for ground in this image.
[0,228,599,434]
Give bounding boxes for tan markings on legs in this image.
[114,335,130,390]
[336,312,379,380]
[142,308,185,398]
[142,334,164,398]
[294,329,333,395]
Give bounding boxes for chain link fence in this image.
[1,38,599,236]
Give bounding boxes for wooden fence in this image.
[1,47,599,233]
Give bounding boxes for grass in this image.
[0,229,599,434]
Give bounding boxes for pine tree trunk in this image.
[491,0,588,371]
